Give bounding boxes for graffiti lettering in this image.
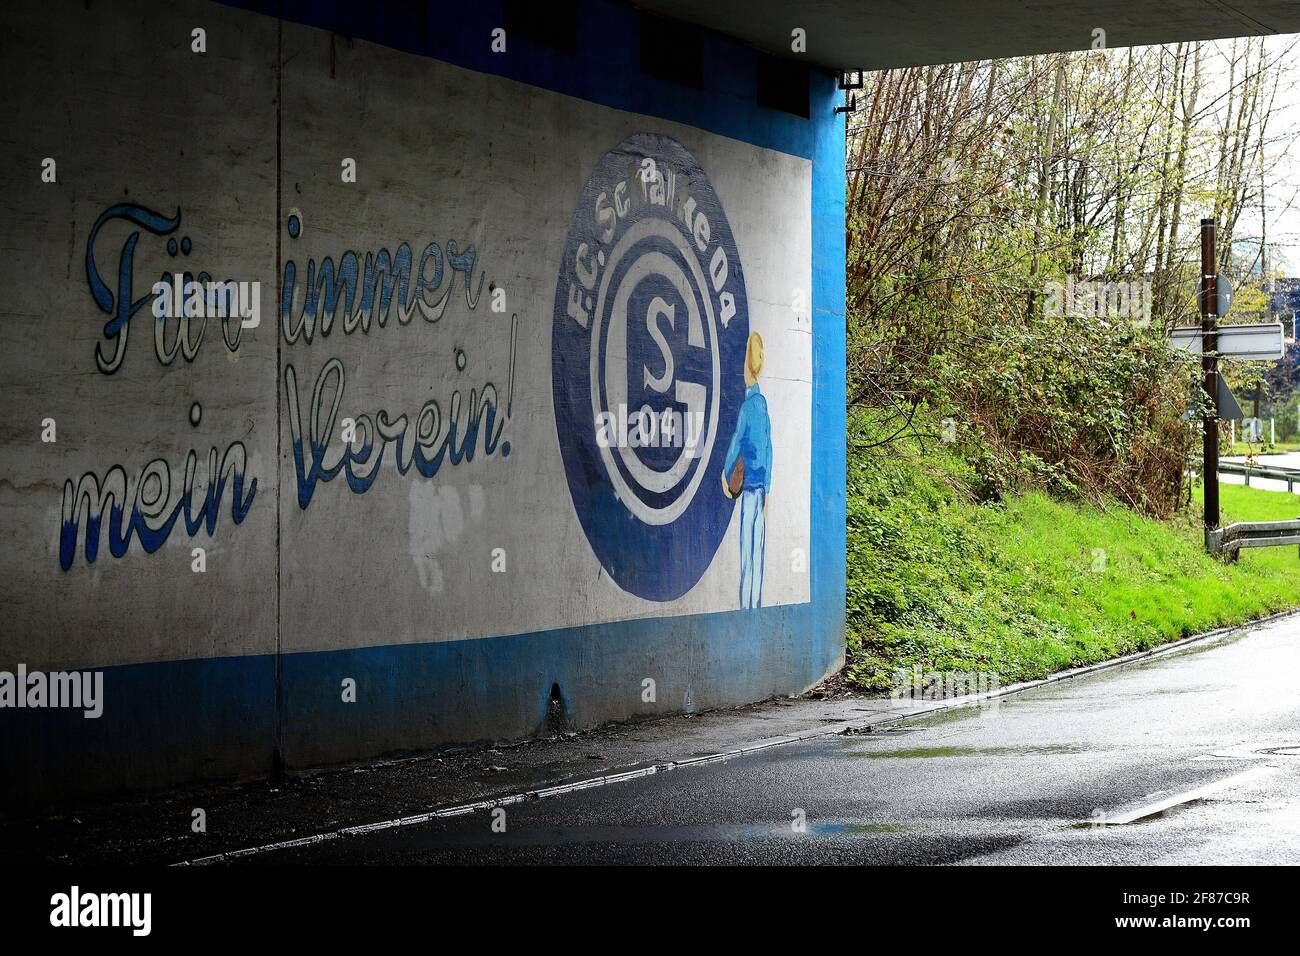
[66,202,510,572]
[280,220,486,345]
[84,203,251,373]
[285,358,510,510]
[59,443,256,571]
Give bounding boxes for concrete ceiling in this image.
[632,1,1300,70]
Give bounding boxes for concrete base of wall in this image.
[2,603,841,813]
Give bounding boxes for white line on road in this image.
[1094,765,1276,826]
[176,746,793,865]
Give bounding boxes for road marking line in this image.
[1095,765,1275,826]
[177,757,730,865]
[177,731,862,864]
[1191,744,1270,761]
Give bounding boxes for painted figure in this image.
[722,332,772,609]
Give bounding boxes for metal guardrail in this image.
[1202,461,1300,558]
[1208,518,1300,560]
[1218,460,1300,492]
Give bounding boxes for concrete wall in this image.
[0,0,846,810]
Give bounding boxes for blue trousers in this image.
[739,487,766,609]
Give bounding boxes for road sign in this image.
[1181,376,1243,421]
[1216,275,1233,317]
[1169,321,1285,360]
[1218,378,1243,420]
[1242,417,1264,442]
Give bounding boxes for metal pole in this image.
[1202,218,1220,545]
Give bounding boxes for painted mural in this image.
[0,0,833,807]
[25,19,812,675]
[63,133,783,618]
[551,133,752,603]
[63,203,259,571]
[278,215,515,510]
[63,203,513,572]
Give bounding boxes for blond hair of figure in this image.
[744,331,764,387]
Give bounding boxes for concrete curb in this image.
[179,608,1298,865]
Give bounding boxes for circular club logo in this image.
[552,133,749,602]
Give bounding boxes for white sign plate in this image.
[1169,322,1285,360]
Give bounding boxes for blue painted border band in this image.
[4,602,837,809]
[222,0,822,160]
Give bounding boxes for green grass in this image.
[846,443,1300,692]
[1224,440,1300,456]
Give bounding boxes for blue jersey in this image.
[723,384,772,493]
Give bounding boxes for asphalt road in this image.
[246,616,1300,865]
[1221,452,1300,494]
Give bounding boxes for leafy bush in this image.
[845,422,1300,691]
[923,309,1200,515]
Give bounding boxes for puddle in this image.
[852,744,1082,759]
[808,821,909,835]
[1147,685,1219,695]
[1169,628,1255,657]
[1258,746,1300,757]
[905,707,990,729]
[378,820,912,848]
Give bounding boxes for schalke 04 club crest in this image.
[551,133,749,602]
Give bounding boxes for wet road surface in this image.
[248,617,1300,864]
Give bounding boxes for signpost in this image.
[1166,220,1287,551]
[1202,219,1219,545]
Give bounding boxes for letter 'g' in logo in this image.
[552,133,748,602]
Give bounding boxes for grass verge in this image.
[846,441,1300,691]
[1224,440,1300,456]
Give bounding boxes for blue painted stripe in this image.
[3,601,833,810]
[219,0,825,160]
[809,71,848,648]
[2,654,277,812]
